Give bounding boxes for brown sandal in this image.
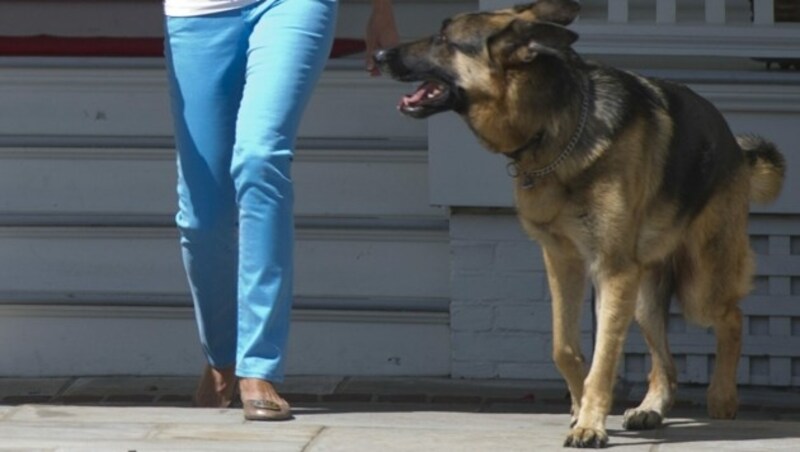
[243,399,292,421]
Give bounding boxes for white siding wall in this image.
[0,63,455,376]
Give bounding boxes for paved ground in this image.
[1,376,799,451]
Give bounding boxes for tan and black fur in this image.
[375,0,786,448]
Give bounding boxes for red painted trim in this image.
[0,36,366,58]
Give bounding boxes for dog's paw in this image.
[707,385,738,420]
[707,397,738,420]
[622,408,663,430]
[563,427,608,448]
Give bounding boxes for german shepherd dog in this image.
[375,0,785,448]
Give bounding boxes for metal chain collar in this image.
[508,77,592,189]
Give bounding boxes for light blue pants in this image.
[165,0,337,382]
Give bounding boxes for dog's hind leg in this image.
[676,253,745,420]
[677,251,747,419]
[679,263,744,420]
[623,265,677,430]
[707,303,742,419]
[542,243,588,428]
[675,199,751,420]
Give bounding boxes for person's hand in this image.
[365,0,399,76]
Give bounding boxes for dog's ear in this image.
[514,0,581,26]
[488,20,579,67]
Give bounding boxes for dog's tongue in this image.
[400,81,438,108]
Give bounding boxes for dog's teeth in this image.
[427,88,443,99]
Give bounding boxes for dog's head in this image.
[374,0,581,121]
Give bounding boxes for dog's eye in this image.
[435,33,449,45]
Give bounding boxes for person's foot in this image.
[239,378,292,421]
[193,365,237,408]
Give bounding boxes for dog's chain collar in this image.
[507,77,592,189]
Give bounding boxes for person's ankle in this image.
[239,378,286,402]
[239,377,275,392]
[194,365,237,408]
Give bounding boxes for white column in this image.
[705,0,727,25]
[608,0,629,23]
[479,0,513,11]
[656,0,677,24]
[753,0,775,25]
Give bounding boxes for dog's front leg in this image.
[542,244,587,428]
[564,265,642,449]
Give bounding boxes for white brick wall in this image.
[449,210,593,380]
[449,211,800,388]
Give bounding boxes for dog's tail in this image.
[738,134,786,204]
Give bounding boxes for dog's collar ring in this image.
[506,161,520,178]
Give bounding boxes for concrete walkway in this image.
[2,377,799,451]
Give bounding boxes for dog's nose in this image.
[373,48,396,65]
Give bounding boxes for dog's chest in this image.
[514,182,588,236]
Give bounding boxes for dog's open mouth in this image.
[398,80,452,117]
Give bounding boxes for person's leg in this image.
[165,10,247,404]
[231,0,337,403]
